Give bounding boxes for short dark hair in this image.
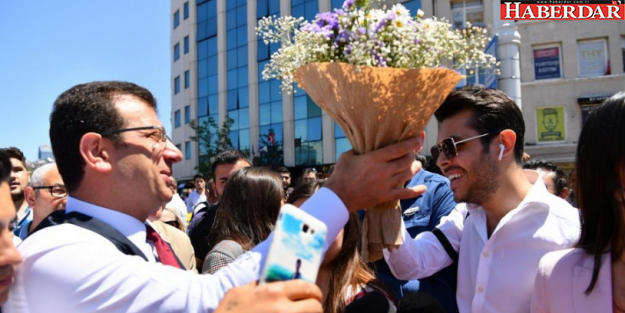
[275,166,290,174]
[434,86,525,164]
[50,81,157,193]
[574,91,625,294]
[0,150,11,183]
[0,147,26,166]
[193,174,205,181]
[210,149,250,179]
[522,159,567,195]
[286,180,325,205]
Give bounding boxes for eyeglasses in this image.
[303,168,317,173]
[33,185,68,198]
[430,133,490,163]
[101,125,169,143]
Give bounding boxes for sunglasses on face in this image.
[430,133,490,163]
[164,220,180,229]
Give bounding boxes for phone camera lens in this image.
[302,224,309,233]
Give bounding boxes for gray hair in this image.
[29,163,58,187]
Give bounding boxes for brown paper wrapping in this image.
[294,62,463,261]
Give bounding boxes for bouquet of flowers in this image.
[257,0,497,261]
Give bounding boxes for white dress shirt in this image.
[185,190,206,213]
[383,171,580,313]
[6,187,348,313]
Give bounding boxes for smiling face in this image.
[109,95,183,219]
[436,109,500,205]
[0,182,22,304]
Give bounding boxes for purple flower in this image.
[335,31,351,44]
[343,0,356,9]
[357,27,366,35]
[315,12,338,30]
[345,44,352,55]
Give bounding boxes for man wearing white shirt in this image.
[6,81,425,313]
[384,87,580,313]
[185,174,207,213]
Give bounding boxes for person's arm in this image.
[383,205,466,280]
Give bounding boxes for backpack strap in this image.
[33,210,148,261]
[431,211,471,263]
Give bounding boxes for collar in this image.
[465,170,548,212]
[16,207,32,226]
[65,197,147,252]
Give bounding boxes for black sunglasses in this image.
[430,133,489,163]
[164,220,180,229]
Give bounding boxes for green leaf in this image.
[355,0,369,9]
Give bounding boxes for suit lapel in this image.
[573,252,612,313]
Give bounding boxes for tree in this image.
[189,116,234,179]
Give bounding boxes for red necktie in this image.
[145,225,182,269]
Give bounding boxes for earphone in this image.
[498,144,505,161]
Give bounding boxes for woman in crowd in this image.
[532,92,625,312]
[287,181,396,313]
[202,167,283,274]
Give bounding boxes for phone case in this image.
[259,204,328,284]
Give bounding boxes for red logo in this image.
[501,0,625,20]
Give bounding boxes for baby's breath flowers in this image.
[256,0,498,93]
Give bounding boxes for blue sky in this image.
[0,1,171,161]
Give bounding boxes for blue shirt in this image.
[13,206,32,237]
[374,169,458,313]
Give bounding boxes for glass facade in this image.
[257,0,283,165]
[401,0,422,14]
[196,0,219,162]
[331,0,343,9]
[292,0,322,166]
[226,0,250,155]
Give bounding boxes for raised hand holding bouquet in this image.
[257,0,497,261]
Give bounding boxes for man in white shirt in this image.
[383,86,580,313]
[185,174,207,213]
[7,81,425,313]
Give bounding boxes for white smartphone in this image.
[259,204,328,284]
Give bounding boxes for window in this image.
[174,43,180,61]
[401,0,422,14]
[184,70,190,89]
[174,76,181,94]
[185,141,191,160]
[184,36,190,54]
[175,144,182,152]
[174,110,181,128]
[578,39,609,77]
[533,44,562,80]
[334,123,351,161]
[451,0,484,29]
[173,10,180,29]
[291,0,318,21]
[185,106,191,124]
[184,2,189,20]
[331,0,343,9]
[227,1,250,155]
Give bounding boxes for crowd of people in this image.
[0,81,623,313]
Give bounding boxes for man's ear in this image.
[497,130,517,160]
[79,133,113,173]
[560,187,570,200]
[25,186,36,208]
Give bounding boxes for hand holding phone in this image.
[260,204,327,284]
